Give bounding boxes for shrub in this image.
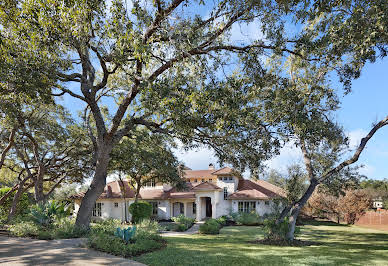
[0,187,30,222]
[263,217,300,241]
[199,219,221,234]
[9,221,40,237]
[88,219,164,257]
[30,201,70,227]
[129,201,152,224]
[235,212,261,226]
[91,218,122,234]
[52,218,89,239]
[171,214,195,231]
[216,216,227,226]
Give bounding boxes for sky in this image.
[175,58,388,180]
[58,3,388,181]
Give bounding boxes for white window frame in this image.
[223,187,228,200]
[93,202,102,217]
[150,201,158,215]
[145,179,156,187]
[114,202,119,208]
[238,201,256,213]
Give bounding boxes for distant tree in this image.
[337,190,371,224]
[110,129,184,202]
[265,165,308,205]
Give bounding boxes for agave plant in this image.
[30,201,71,227]
[114,226,136,244]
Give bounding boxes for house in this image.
[72,164,285,221]
[372,197,384,209]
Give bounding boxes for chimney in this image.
[208,163,215,170]
[107,185,112,198]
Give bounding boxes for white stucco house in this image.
[72,164,285,221]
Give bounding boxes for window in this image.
[145,180,155,187]
[194,179,198,183]
[193,202,196,214]
[180,202,184,214]
[223,187,228,200]
[223,177,228,181]
[265,201,270,205]
[114,202,118,208]
[150,202,158,215]
[238,201,256,213]
[93,203,102,217]
[229,177,233,181]
[201,179,205,183]
[218,177,222,181]
[209,179,212,183]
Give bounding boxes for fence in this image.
[355,210,388,225]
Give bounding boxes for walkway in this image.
[160,222,203,236]
[0,236,145,266]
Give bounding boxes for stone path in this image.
[160,222,203,236]
[0,236,145,266]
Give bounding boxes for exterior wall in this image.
[216,176,237,194]
[231,199,275,216]
[216,191,232,216]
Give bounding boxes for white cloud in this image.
[265,142,303,174]
[174,145,219,170]
[229,19,264,44]
[347,129,368,149]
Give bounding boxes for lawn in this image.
[134,221,388,266]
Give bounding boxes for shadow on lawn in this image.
[136,225,388,266]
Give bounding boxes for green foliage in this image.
[8,221,40,237]
[235,212,261,226]
[129,201,152,224]
[52,218,89,239]
[9,217,88,239]
[88,219,163,257]
[171,215,195,231]
[0,187,30,222]
[91,219,123,235]
[110,130,185,195]
[29,201,70,227]
[115,226,136,244]
[263,217,300,241]
[215,216,227,226]
[199,219,222,235]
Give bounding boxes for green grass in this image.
[134,221,388,266]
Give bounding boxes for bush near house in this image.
[171,215,196,231]
[199,219,222,234]
[228,212,262,226]
[8,201,87,239]
[0,187,30,222]
[263,217,300,241]
[88,219,165,257]
[129,201,152,224]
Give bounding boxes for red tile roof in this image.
[227,179,285,200]
[192,182,221,191]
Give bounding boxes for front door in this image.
[205,198,212,217]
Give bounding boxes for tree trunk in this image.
[7,179,26,222]
[134,180,141,203]
[75,145,112,228]
[34,165,46,203]
[277,179,319,241]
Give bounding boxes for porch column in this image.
[196,197,201,221]
[183,202,187,216]
[211,199,217,219]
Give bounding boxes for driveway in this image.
[0,236,145,266]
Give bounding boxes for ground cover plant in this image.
[169,215,196,232]
[135,221,388,266]
[88,219,165,257]
[8,201,88,239]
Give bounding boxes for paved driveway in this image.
[0,236,145,266]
